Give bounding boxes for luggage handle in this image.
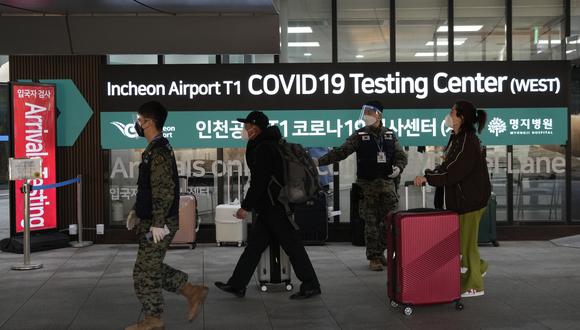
[403,181,426,210]
[226,168,242,204]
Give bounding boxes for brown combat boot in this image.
[379,256,388,267]
[180,282,209,321]
[369,259,383,271]
[124,315,164,330]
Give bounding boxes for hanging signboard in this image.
[101,61,569,148]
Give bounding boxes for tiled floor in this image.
[1,240,580,329]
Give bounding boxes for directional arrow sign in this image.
[39,79,93,146]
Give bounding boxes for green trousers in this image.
[459,207,488,293]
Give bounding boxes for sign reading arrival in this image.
[11,83,57,233]
[102,61,569,110]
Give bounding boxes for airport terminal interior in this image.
[1,0,580,329]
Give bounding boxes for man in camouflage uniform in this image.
[316,101,407,271]
[125,101,208,330]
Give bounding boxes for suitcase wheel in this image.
[260,285,268,292]
[285,283,293,292]
[455,301,464,311]
[217,242,222,247]
[403,306,413,316]
[492,240,500,247]
[190,242,196,249]
[390,300,399,308]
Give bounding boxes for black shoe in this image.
[214,281,246,298]
[289,287,321,300]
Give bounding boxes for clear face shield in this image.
[359,104,381,126]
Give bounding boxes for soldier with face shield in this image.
[314,101,408,271]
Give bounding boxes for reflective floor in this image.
[1,239,580,330]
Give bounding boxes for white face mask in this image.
[444,114,454,129]
[241,128,250,141]
[363,115,377,127]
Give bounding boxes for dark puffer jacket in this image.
[241,126,284,213]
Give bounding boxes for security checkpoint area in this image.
[2,0,580,329]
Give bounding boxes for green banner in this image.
[101,108,567,149]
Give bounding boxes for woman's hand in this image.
[414,176,428,186]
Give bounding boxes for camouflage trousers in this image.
[357,178,399,260]
[133,218,188,316]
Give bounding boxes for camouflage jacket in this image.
[318,124,408,177]
[134,135,179,229]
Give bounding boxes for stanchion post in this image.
[71,175,93,248]
[12,181,43,271]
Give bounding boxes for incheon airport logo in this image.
[110,121,139,139]
[487,117,507,137]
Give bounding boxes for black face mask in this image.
[134,121,145,137]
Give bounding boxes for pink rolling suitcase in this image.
[171,177,199,249]
[386,181,463,316]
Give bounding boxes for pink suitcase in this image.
[386,181,463,316]
[171,194,199,249]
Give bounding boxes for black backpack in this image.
[269,138,322,215]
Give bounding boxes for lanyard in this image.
[373,132,384,153]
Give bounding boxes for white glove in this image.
[312,158,319,167]
[126,210,139,230]
[149,226,166,244]
[388,166,401,179]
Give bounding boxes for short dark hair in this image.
[138,101,167,131]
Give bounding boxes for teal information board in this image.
[101,107,568,149]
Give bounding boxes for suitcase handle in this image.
[404,181,426,210]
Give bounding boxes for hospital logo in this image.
[111,121,138,139]
[488,117,507,137]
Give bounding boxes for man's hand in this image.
[150,226,165,243]
[126,210,139,230]
[388,166,401,178]
[235,208,248,220]
[414,176,428,186]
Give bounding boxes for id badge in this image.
[377,152,387,163]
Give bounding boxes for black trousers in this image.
[227,206,320,291]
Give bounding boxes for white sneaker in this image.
[461,289,485,298]
[460,267,468,274]
[482,271,487,277]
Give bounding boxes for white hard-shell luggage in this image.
[215,170,248,246]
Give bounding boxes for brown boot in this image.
[379,256,388,267]
[369,259,383,271]
[124,315,164,330]
[180,282,209,321]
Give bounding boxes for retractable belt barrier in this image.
[12,175,89,272]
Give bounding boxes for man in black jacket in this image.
[215,111,321,299]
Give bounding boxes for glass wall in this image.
[164,55,216,64]
[513,0,565,60]
[0,55,8,82]
[108,148,220,226]
[103,0,578,228]
[396,0,448,62]
[283,0,332,63]
[512,145,566,221]
[338,0,389,62]
[568,0,580,60]
[1,83,11,240]
[570,76,580,222]
[454,0,506,61]
[108,55,158,65]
